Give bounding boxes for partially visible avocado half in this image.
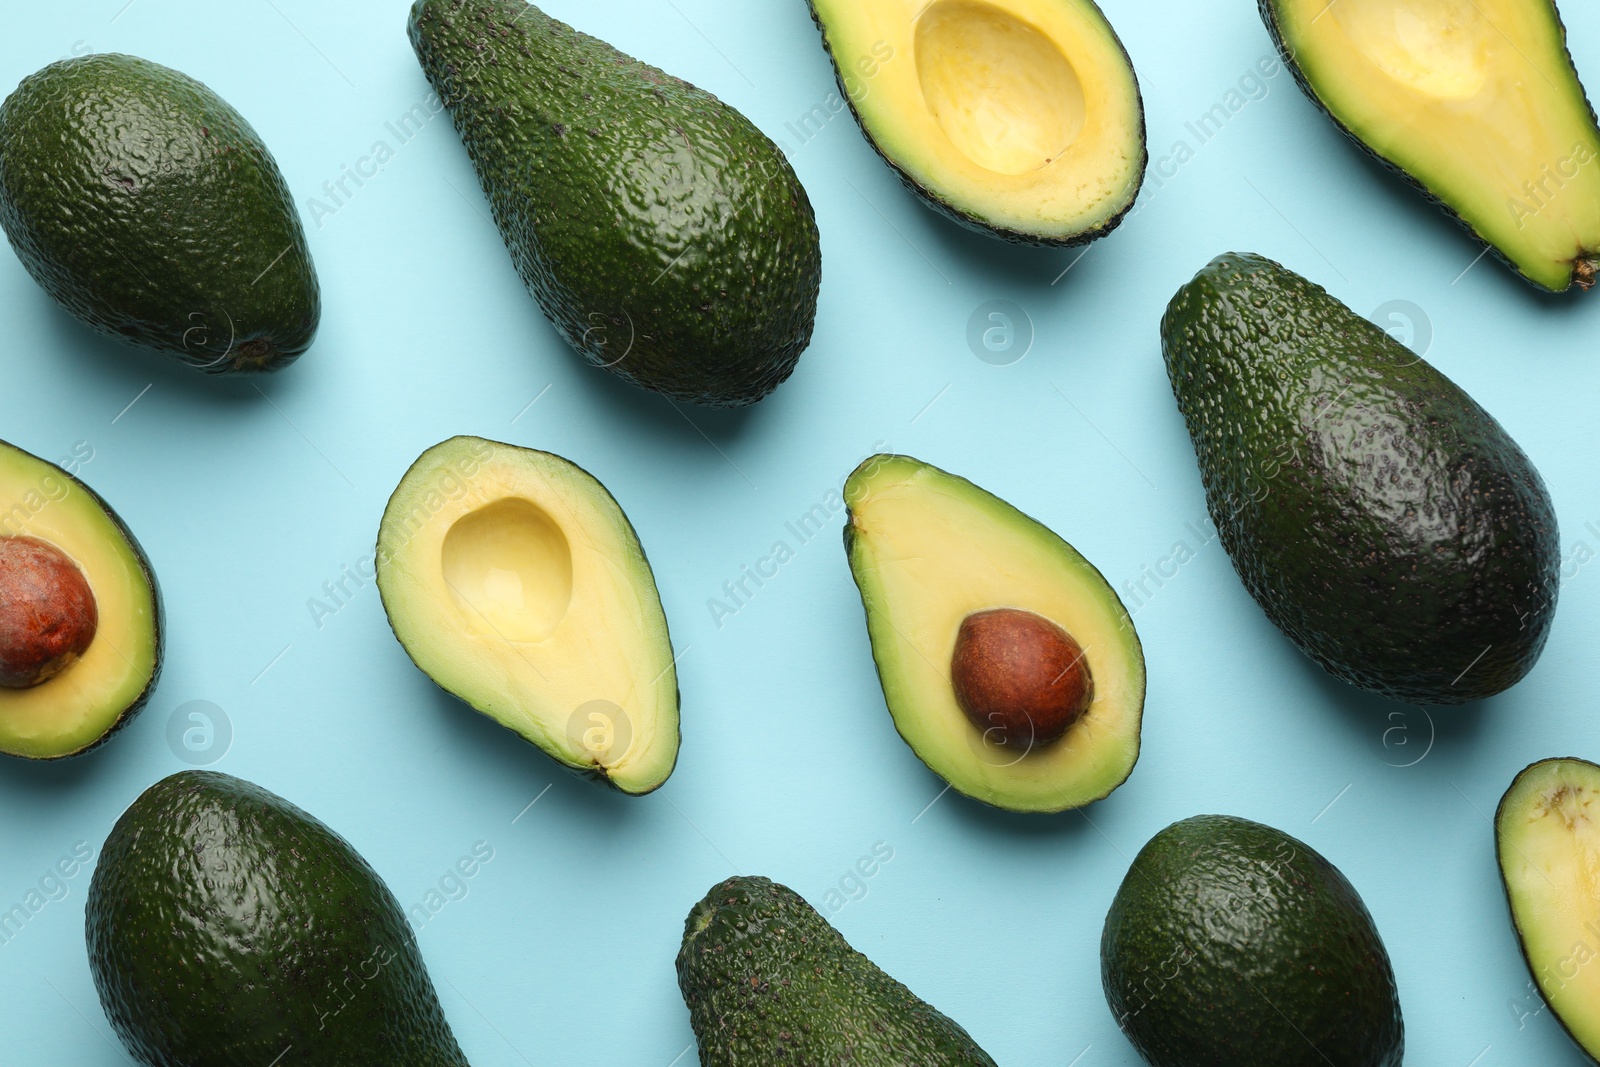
[0,440,161,760]
[842,454,1144,813]
[1496,757,1600,1062]
[376,436,679,795]
[808,0,1146,245]
[1260,0,1600,292]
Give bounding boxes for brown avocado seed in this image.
[950,608,1093,751]
[0,536,98,689]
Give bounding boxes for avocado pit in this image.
[950,607,1092,750]
[0,536,99,688]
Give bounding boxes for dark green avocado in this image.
[1162,252,1558,704]
[87,771,468,1066]
[0,54,319,371]
[408,0,821,407]
[1102,815,1403,1067]
[678,875,997,1065]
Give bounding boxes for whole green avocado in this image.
[1102,815,1403,1067]
[677,876,997,1065]
[87,771,468,1067]
[1162,252,1558,704]
[408,0,822,407]
[0,55,319,372]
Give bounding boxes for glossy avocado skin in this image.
[1102,815,1403,1067]
[1162,253,1558,704]
[678,876,997,1066]
[87,771,467,1067]
[409,0,821,407]
[0,55,318,372]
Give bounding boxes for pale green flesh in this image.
[844,454,1144,812]
[0,442,158,759]
[1270,0,1600,291]
[811,0,1144,240]
[376,436,678,794]
[1498,757,1600,1058]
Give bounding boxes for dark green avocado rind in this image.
[839,454,1145,813]
[804,0,1147,247]
[678,875,998,1066]
[1162,253,1559,704]
[1494,756,1600,1064]
[1258,0,1600,293]
[1102,815,1403,1067]
[0,54,319,370]
[408,0,822,406]
[2,439,163,761]
[87,771,469,1067]
[374,436,681,796]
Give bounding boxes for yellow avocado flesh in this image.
[811,0,1145,240]
[1270,0,1600,292]
[1498,758,1600,1058]
[844,455,1144,813]
[376,437,678,795]
[0,443,159,759]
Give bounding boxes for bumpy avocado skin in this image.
[0,55,319,371]
[408,0,822,406]
[678,876,997,1066]
[1102,815,1403,1067]
[87,772,468,1067]
[1162,253,1558,704]
[1258,0,1600,293]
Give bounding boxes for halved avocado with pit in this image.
[808,0,1147,245]
[1496,757,1600,1060]
[0,440,162,759]
[842,454,1144,812]
[1262,0,1600,292]
[376,436,679,795]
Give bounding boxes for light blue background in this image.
[2,0,1599,1063]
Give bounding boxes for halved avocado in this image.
[808,0,1146,245]
[0,440,162,759]
[376,436,679,795]
[1496,757,1600,1059]
[842,454,1144,812]
[1262,0,1600,292]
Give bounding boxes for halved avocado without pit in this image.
[1261,0,1600,292]
[808,0,1147,245]
[1496,757,1600,1060]
[843,455,1144,812]
[376,436,679,795]
[0,440,162,759]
